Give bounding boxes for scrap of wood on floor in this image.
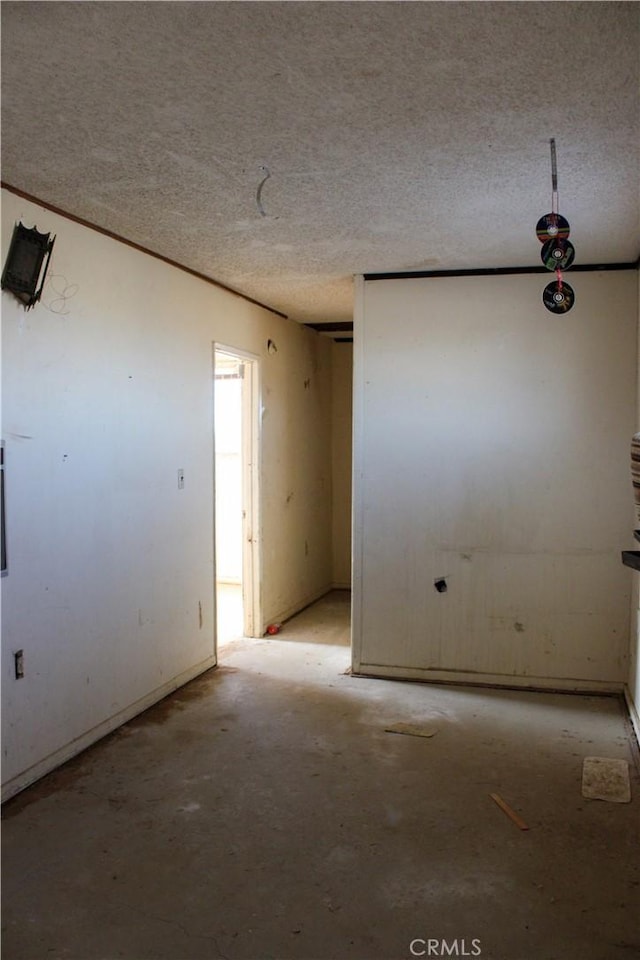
[384,722,439,739]
[489,792,530,831]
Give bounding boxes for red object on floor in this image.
[266,623,281,635]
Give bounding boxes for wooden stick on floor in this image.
[490,792,530,831]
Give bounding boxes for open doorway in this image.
[214,346,261,650]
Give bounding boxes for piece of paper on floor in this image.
[385,722,438,739]
[582,756,631,803]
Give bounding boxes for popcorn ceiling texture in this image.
[1,1,638,323]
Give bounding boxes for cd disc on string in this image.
[536,212,570,243]
[541,238,575,271]
[543,279,575,314]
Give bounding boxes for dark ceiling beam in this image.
[364,262,639,281]
[305,321,353,332]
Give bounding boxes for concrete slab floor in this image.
[2,592,639,960]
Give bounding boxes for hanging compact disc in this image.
[536,212,570,243]
[543,279,575,314]
[541,237,575,271]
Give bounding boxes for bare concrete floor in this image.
[2,591,639,960]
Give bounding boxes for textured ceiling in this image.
[1,1,638,324]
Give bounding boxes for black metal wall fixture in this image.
[536,139,575,314]
[1,221,55,309]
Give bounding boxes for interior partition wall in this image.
[352,270,637,691]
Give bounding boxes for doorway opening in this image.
[214,346,261,650]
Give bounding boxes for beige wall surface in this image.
[628,270,640,736]
[331,340,353,587]
[1,190,332,797]
[353,271,637,690]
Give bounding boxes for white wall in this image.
[1,189,333,798]
[259,317,333,622]
[353,271,637,691]
[627,270,640,738]
[331,340,353,588]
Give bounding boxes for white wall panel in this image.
[627,270,640,738]
[354,272,637,689]
[331,341,353,587]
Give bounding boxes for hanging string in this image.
[552,140,561,291]
[256,165,271,217]
[538,137,575,313]
[550,138,558,216]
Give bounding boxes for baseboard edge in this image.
[1,654,218,802]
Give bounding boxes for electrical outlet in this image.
[14,649,24,679]
[177,469,184,490]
